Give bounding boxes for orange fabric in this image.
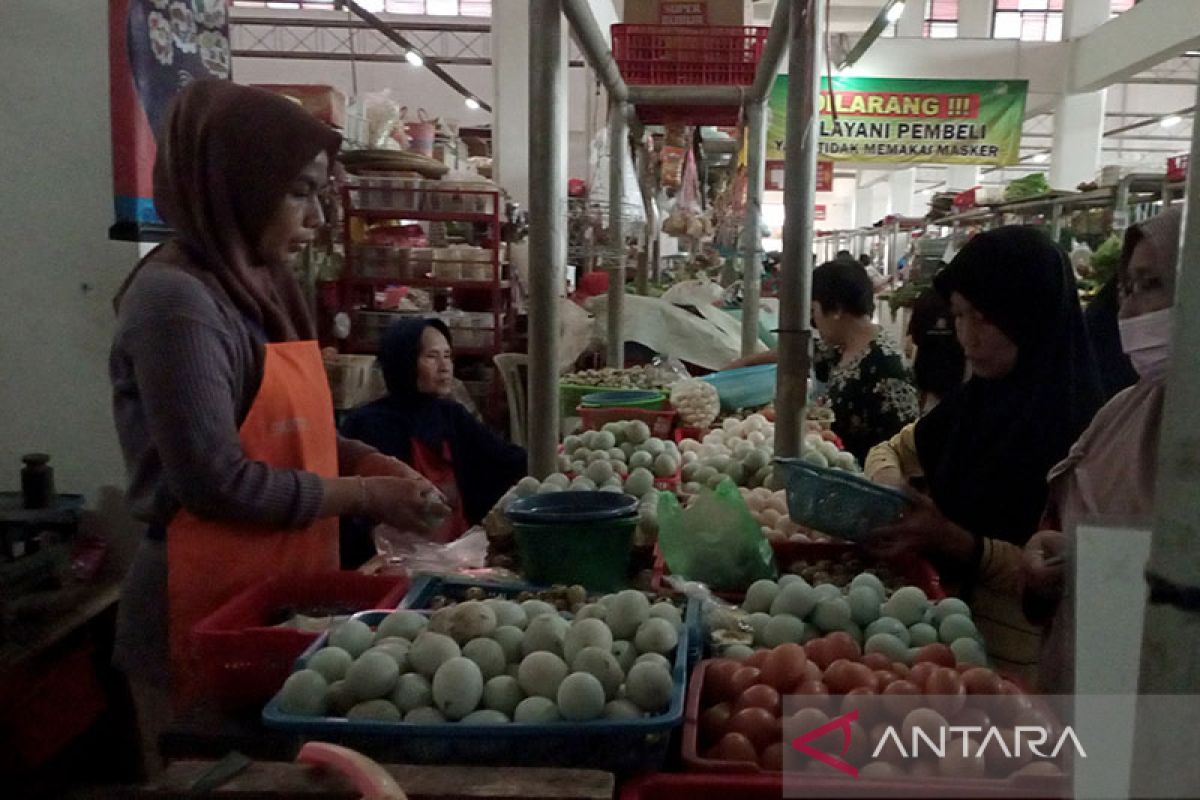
[410,440,468,544]
[167,340,339,708]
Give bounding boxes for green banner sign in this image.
[768,76,1028,166]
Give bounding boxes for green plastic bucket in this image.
[512,517,638,592]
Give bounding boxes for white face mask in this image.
[1118,307,1173,379]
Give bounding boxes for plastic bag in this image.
[657,480,777,591]
[371,526,489,575]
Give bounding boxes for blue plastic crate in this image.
[700,364,777,411]
[262,608,689,775]
[775,458,911,543]
[401,574,703,666]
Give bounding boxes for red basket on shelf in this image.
[192,572,408,710]
[612,25,770,86]
[577,405,678,439]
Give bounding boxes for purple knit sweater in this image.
[110,265,372,529]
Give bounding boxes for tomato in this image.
[759,742,784,771]
[870,723,906,766]
[902,707,948,746]
[825,631,862,662]
[881,679,921,719]
[873,670,900,690]
[735,684,782,716]
[926,666,967,718]
[791,680,832,714]
[704,659,742,704]
[760,644,808,692]
[714,731,759,764]
[699,702,733,745]
[907,661,938,689]
[804,638,838,670]
[912,643,956,668]
[823,659,879,695]
[788,707,831,750]
[745,649,771,670]
[951,706,992,731]
[845,721,871,767]
[891,662,911,680]
[840,687,879,727]
[993,680,1033,726]
[729,666,762,698]
[728,706,779,750]
[860,652,894,672]
[801,659,822,683]
[961,667,1003,696]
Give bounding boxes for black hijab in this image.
[339,318,526,526]
[914,227,1102,548]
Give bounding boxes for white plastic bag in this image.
[371,526,489,574]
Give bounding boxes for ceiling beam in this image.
[1071,0,1200,93]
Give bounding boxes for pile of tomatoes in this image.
[691,633,1063,779]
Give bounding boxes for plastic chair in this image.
[492,353,528,447]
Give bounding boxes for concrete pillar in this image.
[896,0,924,38]
[870,182,892,224]
[889,169,917,216]
[957,0,992,39]
[492,0,530,207]
[1049,0,1109,191]
[946,165,979,192]
[854,180,874,228]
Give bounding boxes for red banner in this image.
[1168,154,1190,182]
[820,91,981,119]
[764,159,834,192]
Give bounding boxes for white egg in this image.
[747,431,767,446]
[760,509,781,529]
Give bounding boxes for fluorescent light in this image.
[1032,153,1048,163]
[886,1,906,24]
[405,51,425,68]
[1160,115,1183,129]
[465,97,481,110]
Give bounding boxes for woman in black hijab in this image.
[867,227,1102,678]
[340,319,526,564]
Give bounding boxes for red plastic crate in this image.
[612,25,770,86]
[192,571,408,710]
[578,405,678,440]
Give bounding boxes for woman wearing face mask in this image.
[1022,207,1181,693]
[110,82,449,738]
[340,318,527,560]
[864,226,1103,679]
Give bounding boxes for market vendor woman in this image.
[109,81,449,729]
[340,318,528,561]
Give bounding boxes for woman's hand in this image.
[363,476,452,532]
[1021,529,1066,599]
[865,491,976,566]
[355,452,421,481]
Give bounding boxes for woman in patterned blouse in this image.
[811,257,919,462]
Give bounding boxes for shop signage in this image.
[764,159,834,192]
[815,204,827,221]
[768,76,1028,166]
[1168,154,1189,182]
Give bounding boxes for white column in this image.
[946,165,979,192]
[957,0,992,39]
[896,0,924,38]
[854,180,874,228]
[871,182,892,223]
[492,0,530,207]
[889,168,918,216]
[1049,0,1109,191]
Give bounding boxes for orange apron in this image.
[167,340,339,708]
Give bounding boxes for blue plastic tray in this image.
[505,491,638,524]
[579,390,666,409]
[262,607,689,775]
[700,364,777,411]
[775,458,911,543]
[401,574,704,666]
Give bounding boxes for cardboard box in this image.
[623,0,747,26]
[253,84,347,129]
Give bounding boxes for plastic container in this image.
[262,608,688,775]
[511,516,639,592]
[324,354,377,410]
[701,364,776,411]
[192,572,408,710]
[355,310,416,348]
[775,458,911,543]
[352,244,409,279]
[612,25,770,86]
[578,406,677,440]
[349,175,421,211]
[507,490,638,524]
[581,389,667,410]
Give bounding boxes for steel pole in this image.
[526,0,564,478]
[742,101,768,357]
[607,99,627,368]
[634,140,656,296]
[1130,77,1200,796]
[774,0,821,459]
[561,0,628,102]
[748,0,792,103]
